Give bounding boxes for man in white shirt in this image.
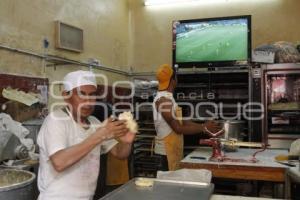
[37,70,135,200]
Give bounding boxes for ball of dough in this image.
[118,111,138,133]
[135,178,154,187]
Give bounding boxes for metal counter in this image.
[100,178,214,200]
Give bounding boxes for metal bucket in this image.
[219,120,245,140]
[0,169,36,200]
[217,120,245,152]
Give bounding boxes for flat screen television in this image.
[172,15,251,68]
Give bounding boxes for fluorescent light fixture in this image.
[144,0,201,6]
[144,0,280,6]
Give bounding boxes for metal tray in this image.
[100,178,214,200]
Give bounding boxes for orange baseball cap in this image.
[156,64,174,90]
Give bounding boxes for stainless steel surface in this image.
[100,178,214,200]
[0,169,36,200]
[182,147,289,168]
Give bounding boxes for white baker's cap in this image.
[63,70,97,92]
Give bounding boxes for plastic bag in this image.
[289,139,300,155]
[254,41,300,63]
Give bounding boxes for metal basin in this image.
[218,120,245,152]
[219,120,245,140]
[0,169,36,200]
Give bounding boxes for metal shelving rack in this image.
[175,67,252,155]
[131,79,160,178]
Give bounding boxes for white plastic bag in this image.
[289,139,300,155]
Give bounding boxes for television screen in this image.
[172,15,251,67]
